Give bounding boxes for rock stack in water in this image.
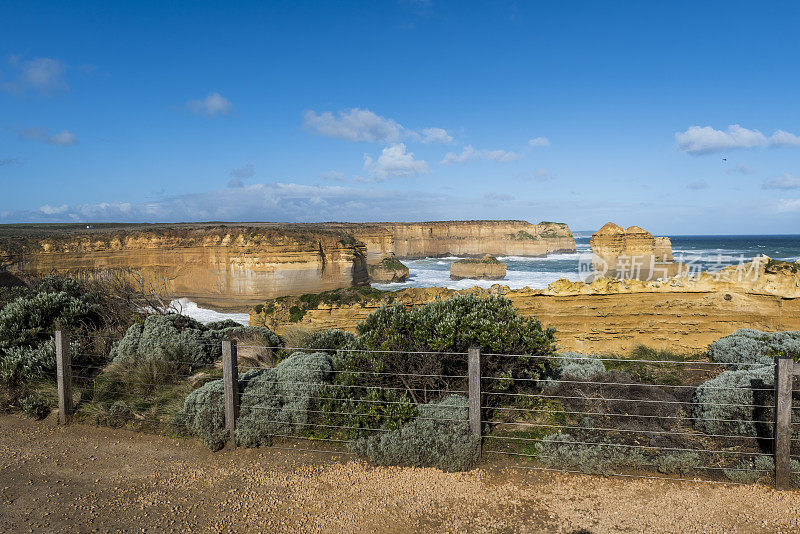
[450,255,507,281]
[590,223,683,280]
[368,256,410,283]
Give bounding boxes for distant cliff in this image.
[590,223,681,280]
[1,225,369,307]
[325,220,575,263]
[0,219,575,304]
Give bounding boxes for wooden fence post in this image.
[55,330,72,424]
[222,340,239,450]
[773,355,793,490]
[468,346,482,455]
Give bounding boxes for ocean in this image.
[180,235,800,325]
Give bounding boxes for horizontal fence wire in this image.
[483,437,773,457]
[483,421,773,441]
[483,390,774,409]
[485,375,775,392]
[482,405,767,425]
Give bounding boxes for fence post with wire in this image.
[774,355,797,490]
[468,346,482,456]
[55,330,72,425]
[222,339,240,449]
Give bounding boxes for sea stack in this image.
[368,256,410,283]
[590,223,683,280]
[450,255,507,281]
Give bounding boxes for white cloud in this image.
[187,92,232,117]
[441,145,521,165]
[48,130,77,146]
[39,204,69,215]
[420,127,453,144]
[732,163,757,175]
[770,130,800,147]
[776,199,800,213]
[2,56,67,96]
[320,170,347,182]
[762,174,800,190]
[227,178,244,188]
[363,143,430,180]
[18,127,77,146]
[676,124,800,154]
[687,180,709,190]
[528,137,550,147]
[230,164,254,178]
[302,108,451,144]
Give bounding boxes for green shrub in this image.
[299,329,358,354]
[314,385,417,439]
[0,291,100,350]
[793,460,800,488]
[348,395,479,471]
[709,329,800,366]
[20,392,50,420]
[535,433,648,475]
[0,341,58,387]
[176,351,332,451]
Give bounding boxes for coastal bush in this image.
[555,352,606,382]
[348,395,479,471]
[20,392,50,420]
[348,295,557,402]
[708,329,800,366]
[110,314,281,368]
[299,329,358,354]
[0,291,101,350]
[722,456,775,484]
[177,351,332,451]
[535,432,647,475]
[655,451,702,475]
[314,385,417,439]
[0,340,58,387]
[691,365,776,437]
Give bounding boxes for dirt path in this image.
[0,414,798,533]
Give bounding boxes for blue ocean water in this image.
[371,235,800,292]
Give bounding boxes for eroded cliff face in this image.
[326,220,575,261]
[590,223,681,280]
[250,258,800,354]
[2,226,369,307]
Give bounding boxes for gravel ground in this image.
[1,413,798,533]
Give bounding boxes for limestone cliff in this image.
[325,220,575,261]
[1,225,369,307]
[368,257,410,283]
[250,258,800,354]
[590,223,681,280]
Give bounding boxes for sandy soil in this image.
[1,414,798,534]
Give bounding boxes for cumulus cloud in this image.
[441,145,521,165]
[302,108,451,144]
[2,56,67,96]
[675,124,800,154]
[687,181,709,190]
[420,127,453,144]
[528,137,550,147]
[230,163,254,178]
[187,92,232,117]
[18,127,77,146]
[363,143,430,180]
[762,174,800,190]
[38,204,69,215]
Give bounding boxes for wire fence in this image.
[54,333,800,489]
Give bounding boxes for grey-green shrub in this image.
[552,352,606,383]
[722,456,775,484]
[709,329,800,366]
[176,351,331,451]
[535,433,648,475]
[111,314,281,367]
[691,365,776,437]
[348,395,480,471]
[655,451,702,475]
[300,329,358,354]
[0,341,58,387]
[792,459,800,488]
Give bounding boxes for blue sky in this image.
[1,1,799,234]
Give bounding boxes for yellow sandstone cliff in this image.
[590,223,682,280]
[250,258,800,354]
